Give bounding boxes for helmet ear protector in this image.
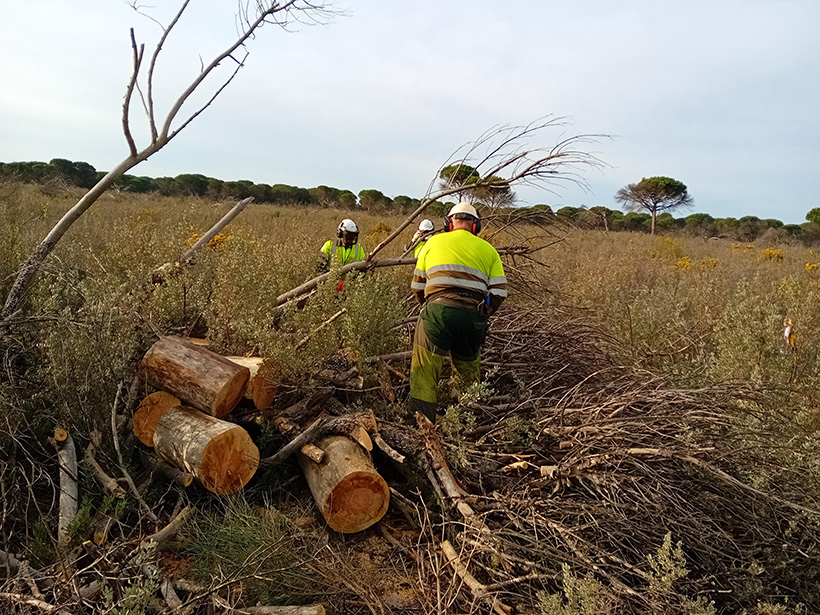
[444,214,481,235]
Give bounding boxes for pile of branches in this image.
[399,305,820,613]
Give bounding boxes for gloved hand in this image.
[336,280,346,293]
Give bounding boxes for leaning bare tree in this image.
[1,0,335,321]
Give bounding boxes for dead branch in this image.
[142,505,192,549]
[259,417,327,467]
[273,258,415,309]
[110,384,159,524]
[294,308,347,351]
[151,197,254,283]
[0,592,71,615]
[84,441,126,499]
[52,427,78,549]
[1,2,335,320]
[140,449,194,488]
[440,540,512,615]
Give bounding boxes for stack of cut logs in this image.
[135,336,389,533]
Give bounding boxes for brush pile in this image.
[387,305,820,614]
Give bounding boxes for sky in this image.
[1,1,819,224]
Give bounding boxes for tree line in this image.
[0,158,434,215]
[3,158,819,243]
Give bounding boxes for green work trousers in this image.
[409,301,487,421]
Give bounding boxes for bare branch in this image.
[123,29,144,157]
[145,0,191,141]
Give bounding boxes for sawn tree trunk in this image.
[299,435,389,534]
[140,336,250,418]
[153,406,259,495]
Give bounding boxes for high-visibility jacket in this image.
[413,240,427,258]
[320,240,366,267]
[412,229,507,312]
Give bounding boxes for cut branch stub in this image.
[133,391,182,446]
[299,435,389,534]
[140,336,250,418]
[153,406,259,495]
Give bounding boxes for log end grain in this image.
[324,471,390,534]
[133,391,182,447]
[211,367,252,418]
[201,426,260,495]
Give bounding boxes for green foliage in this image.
[30,516,56,568]
[538,564,611,615]
[186,496,319,606]
[102,546,161,615]
[439,163,480,190]
[342,273,406,358]
[358,188,393,211]
[65,500,94,545]
[806,208,820,225]
[647,533,688,596]
[615,176,693,233]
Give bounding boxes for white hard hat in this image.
[447,202,479,219]
[338,218,358,233]
[418,219,434,232]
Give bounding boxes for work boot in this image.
[409,396,437,423]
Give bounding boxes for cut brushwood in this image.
[133,391,182,446]
[153,406,259,495]
[299,435,389,534]
[140,336,250,418]
[226,356,279,410]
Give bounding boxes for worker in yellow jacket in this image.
[319,219,367,293]
[409,202,507,420]
[320,219,366,270]
[406,219,436,258]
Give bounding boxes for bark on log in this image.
[299,435,389,534]
[153,406,259,495]
[226,356,278,410]
[133,391,182,447]
[140,336,250,418]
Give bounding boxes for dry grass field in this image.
[3,181,820,614]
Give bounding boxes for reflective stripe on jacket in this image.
[412,229,507,311]
[321,240,366,266]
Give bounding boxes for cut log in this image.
[153,406,259,495]
[226,356,279,410]
[140,336,250,418]
[133,391,182,446]
[299,435,389,534]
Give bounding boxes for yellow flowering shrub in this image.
[759,248,784,262]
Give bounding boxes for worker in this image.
[409,202,507,421]
[406,219,436,258]
[319,219,366,291]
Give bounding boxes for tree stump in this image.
[153,406,259,495]
[133,391,182,446]
[140,336,250,418]
[226,356,279,410]
[299,436,389,533]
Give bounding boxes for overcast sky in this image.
[1,1,818,223]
